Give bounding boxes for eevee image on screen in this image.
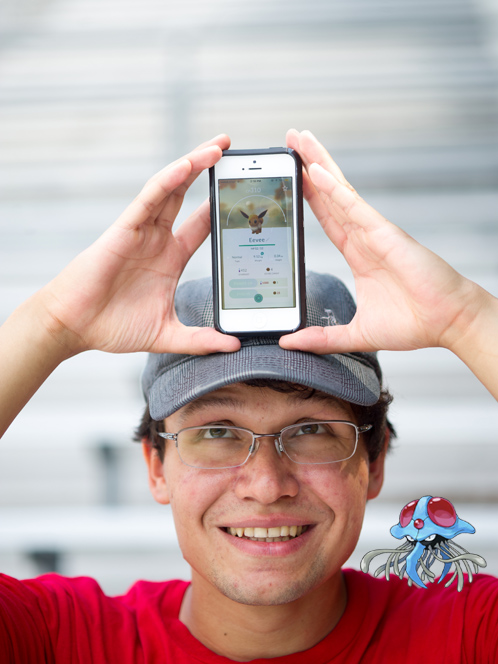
[240,209,267,234]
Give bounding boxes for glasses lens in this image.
[177,426,253,469]
[281,421,358,464]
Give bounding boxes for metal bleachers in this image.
[0,0,497,594]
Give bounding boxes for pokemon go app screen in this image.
[218,177,295,309]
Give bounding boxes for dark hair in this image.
[134,380,395,463]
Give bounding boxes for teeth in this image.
[226,525,308,539]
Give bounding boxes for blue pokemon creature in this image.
[361,496,487,591]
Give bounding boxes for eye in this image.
[423,534,437,543]
[399,499,418,527]
[427,497,456,527]
[294,423,327,436]
[406,535,414,542]
[203,427,236,439]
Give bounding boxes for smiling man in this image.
[1,130,498,662]
[135,271,391,660]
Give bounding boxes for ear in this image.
[142,441,171,505]
[240,210,249,218]
[259,209,268,219]
[366,429,389,500]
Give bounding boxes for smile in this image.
[224,525,309,542]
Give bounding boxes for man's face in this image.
[144,384,385,606]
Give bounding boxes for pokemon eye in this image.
[427,497,456,527]
[399,499,419,527]
[406,535,415,542]
[423,534,437,543]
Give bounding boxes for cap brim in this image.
[147,344,380,421]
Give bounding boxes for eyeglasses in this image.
[158,421,372,470]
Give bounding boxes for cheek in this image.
[164,466,239,571]
[300,456,371,524]
[164,462,235,531]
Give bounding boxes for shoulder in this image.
[1,573,188,617]
[345,567,498,612]
[0,574,190,663]
[343,570,498,660]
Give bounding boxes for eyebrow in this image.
[174,391,353,427]
[305,393,353,418]
[175,395,245,427]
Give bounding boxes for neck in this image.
[179,570,347,662]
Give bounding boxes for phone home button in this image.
[254,313,266,329]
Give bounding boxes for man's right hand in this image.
[35,135,241,358]
[0,136,240,436]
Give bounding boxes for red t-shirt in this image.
[0,569,497,663]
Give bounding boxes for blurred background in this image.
[1,0,497,595]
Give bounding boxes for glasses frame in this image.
[157,421,373,470]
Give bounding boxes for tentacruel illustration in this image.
[361,496,487,591]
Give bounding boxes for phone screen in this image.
[218,176,296,310]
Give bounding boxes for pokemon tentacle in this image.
[361,496,487,591]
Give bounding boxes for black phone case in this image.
[209,148,306,338]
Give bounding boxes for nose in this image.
[250,434,284,459]
[234,435,299,504]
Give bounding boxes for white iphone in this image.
[210,148,305,337]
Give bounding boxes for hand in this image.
[37,135,241,357]
[281,129,486,356]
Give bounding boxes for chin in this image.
[210,561,328,607]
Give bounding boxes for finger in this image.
[148,134,230,190]
[166,133,231,195]
[301,170,348,252]
[120,145,222,233]
[308,162,387,232]
[173,198,211,264]
[154,145,224,230]
[154,322,241,355]
[193,133,231,154]
[118,158,193,231]
[287,129,340,230]
[286,127,301,153]
[287,130,349,251]
[300,130,350,187]
[300,166,335,224]
[287,129,350,187]
[287,130,321,208]
[279,323,368,355]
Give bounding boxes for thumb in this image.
[153,322,241,356]
[279,323,368,355]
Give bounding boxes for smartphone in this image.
[210,148,305,337]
